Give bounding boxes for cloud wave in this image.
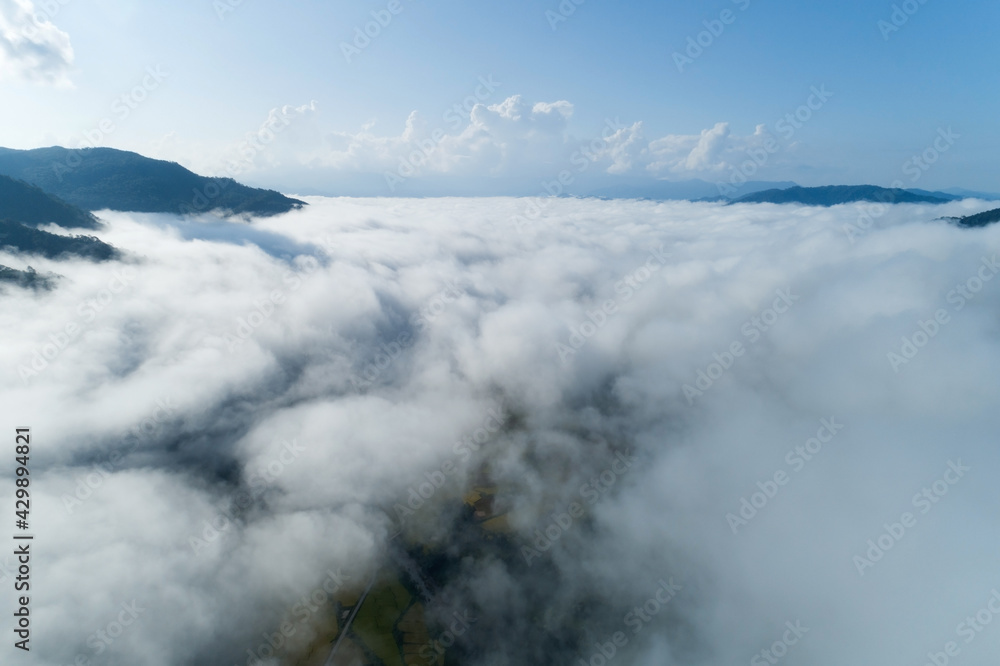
[2,197,1000,665]
[0,0,73,85]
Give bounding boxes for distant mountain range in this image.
[0,147,305,217]
[948,207,1000,228]
[731,185,954,206]
[726,184,1000,228]
[904,188,963,202]
[0,174,118,286]
[0,147,308,288]
[586,179,799,202]
[1,142,999,289]
[942,188,1000,201]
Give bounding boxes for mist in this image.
[2,195,999,666]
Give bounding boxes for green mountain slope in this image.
[955,207,1000,228]
[0,219,120,261]
[0,265,56,290]
[0,146,305,217]
[0,175,99,229]
[732,185,951,206]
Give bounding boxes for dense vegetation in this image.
[732,185,951,206]
[0,147,305,217]
[0,219,120,261]
[0,264,56,290]
[955,207,1000,228]
[0,175,99,229]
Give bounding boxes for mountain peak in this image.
[730,185,952,206]
[0,146,305,218]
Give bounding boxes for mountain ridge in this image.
[0,265,56,290]
[0,147,306,217]
[0,219,120,262]
[730,185,952,206]
[0,174,100,229]
[952,207,1000,228]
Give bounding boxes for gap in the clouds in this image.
[19,196,1000,666]
[121,211,326,263]
[101,318,154,379]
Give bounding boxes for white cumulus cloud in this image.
[0,0,73,85]
[224,95,784,188]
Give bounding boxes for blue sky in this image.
[1,0,998,194]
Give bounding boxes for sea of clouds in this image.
[1,196,1000,665]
